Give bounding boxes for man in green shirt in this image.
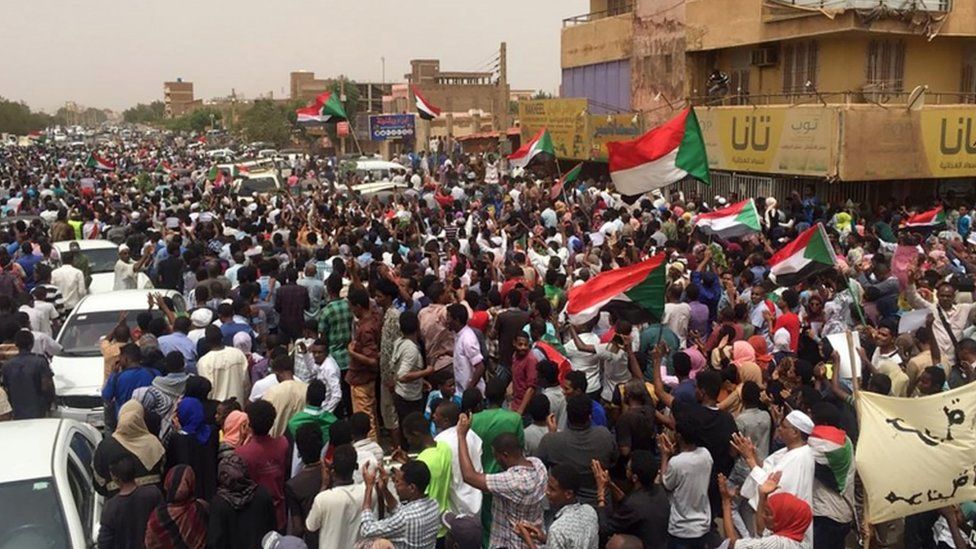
[469,377,524,545]
[400,411,453,538]
[287,380,337,444]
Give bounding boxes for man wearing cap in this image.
[731,409,815,543]
[113,243,153,291]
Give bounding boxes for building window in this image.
[963,51,976,103]
[866,39,906,93]
[782,41,818,96]
[730,69,751,105]
[664,53,673,75]
[607,0,632,16]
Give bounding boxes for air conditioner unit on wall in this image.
[751,46,779,67]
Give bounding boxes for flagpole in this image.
[846,329,871,549]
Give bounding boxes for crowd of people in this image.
[0,132,974,549]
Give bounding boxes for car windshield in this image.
[79,248,119,274]
[58,309,162,356]
[240,177,276,194]
[0,478,69,549]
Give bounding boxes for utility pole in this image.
[498,42,509,131]
[339,78,346,157]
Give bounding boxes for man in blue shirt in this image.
[217,301,254,347]
[158,317,198,374]
[16,242,41,290]
[102,343,159,418]
[562,370,607,428]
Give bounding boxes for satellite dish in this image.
[907,85,927,111]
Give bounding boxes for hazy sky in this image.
[0,0,587,113]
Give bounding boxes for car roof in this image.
[0,419,62,483]
[52,239,118,250]
[74,289,180,314]
[356,159,406,171]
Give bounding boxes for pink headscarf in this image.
[683,347,707,379]
[732,341,757,367]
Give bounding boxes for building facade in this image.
[163,79,195,118]
[560,0,976,202]
[561,0,635,114]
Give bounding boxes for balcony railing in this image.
[689,90,975,106]
[769,0,951,11]
[563,4,634,27]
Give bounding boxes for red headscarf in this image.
[768,492,812,542]
[748,335,773,371]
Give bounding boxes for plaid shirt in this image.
[548,502,600,549]
[318,298,352,370]
[359,497,440,549]
[485,457,548,549]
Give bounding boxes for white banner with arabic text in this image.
[856,385,976,523]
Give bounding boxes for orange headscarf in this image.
[749,335,773,371]
[221,410,249,448]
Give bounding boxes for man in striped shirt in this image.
[34,263,65,319]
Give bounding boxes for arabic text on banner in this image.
[855,384,976,523]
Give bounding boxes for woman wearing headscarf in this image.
[772,327,794,365]
[165,397,219,500]
[218,409,249,462]
[719,471,812,548]
[145,465,209,549]
[207,453,276,549]
[720,341,766,416]
[184,375,219,428]
[748,335,773,372]
[94,400,166,497]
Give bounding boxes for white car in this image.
[52,240,153,294]
[0,419,102,549]
[232,170,283,201]
[51,289,186,427]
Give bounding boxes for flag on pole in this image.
[155,161,173,175]
[412,86,441,120]
[85,153,115,171]
[768,223,836,287]
[551,162,583,200]
[607,107,709,198]
[508,128,555,169]
[901,206,946,230]
[695,199,761,239]
[565,253,667,324]
[296,91,347,124]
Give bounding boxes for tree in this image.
[532,90,553,100]
[0,97,59,134]
[239,100,292,147]
[187,108,221,132]
[122,101,165,124]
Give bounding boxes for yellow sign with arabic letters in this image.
[919,108,976,178]
[696,106,837,176]
[518,99,588,160]
[856,384,976,523]
[517,99,645,162]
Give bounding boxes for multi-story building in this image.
[163,79,196,118]
[677,0,976,203]
[290,71,392,113]
[560,0,976,202]
[561,0,635,114]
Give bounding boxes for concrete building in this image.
[560,0,976,202]
[163,79,195,118]
[561,0,635,113]
[290,71,391,113]
[678,0,976,203]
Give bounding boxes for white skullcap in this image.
[786,410,814,435]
